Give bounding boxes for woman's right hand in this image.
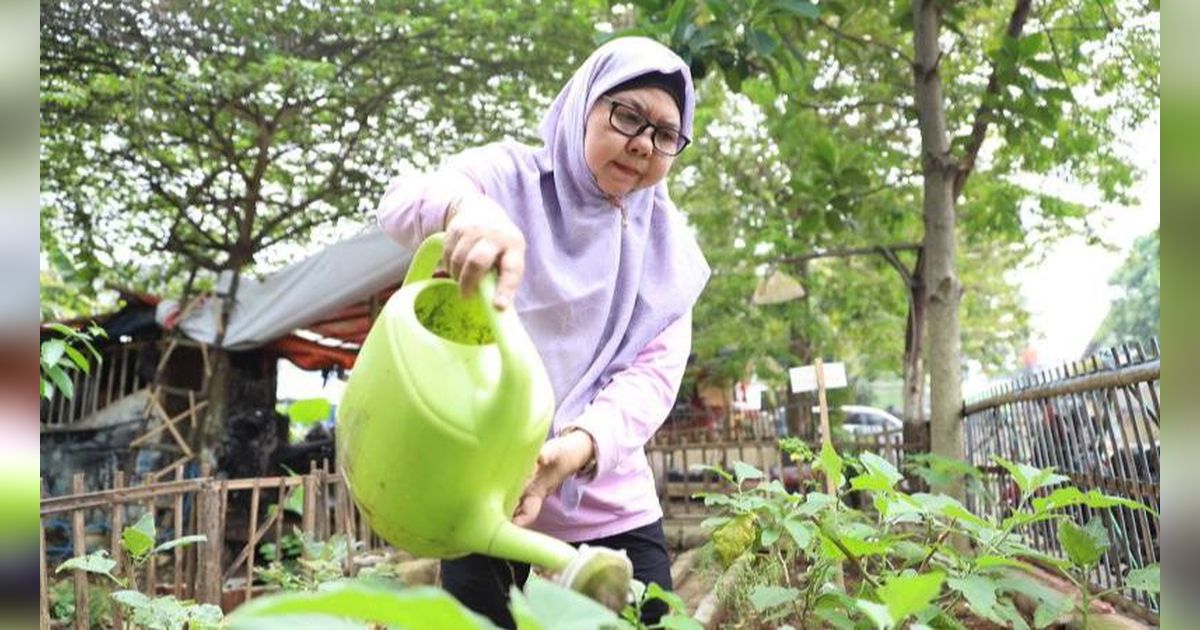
[442,193,526,311]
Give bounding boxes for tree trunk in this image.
[198,268,242,462]
[912,0,964,499]
[901,257,927,452]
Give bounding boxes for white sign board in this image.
[789,362,848,393]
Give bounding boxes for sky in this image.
[1011,119,1160,368]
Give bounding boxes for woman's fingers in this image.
[494,245,525,310]
[457,239,501,299]
[442,196,526,307]
[512,493,544,527]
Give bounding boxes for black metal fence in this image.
[962,339,1160,614]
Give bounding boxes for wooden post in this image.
[246,479,260,605]
[815,359,836,495]
[71,473,88,630]
[333,474,350,574]
[39,480,50,630]
[814,358,845,590]
[142,497,156,595]
[111,471,126,629]
[302,463,317,538]
[173,465,185,598]
[196,481,224,605]
[274,478,286,553]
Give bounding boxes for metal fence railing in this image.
[962,339,1160,615]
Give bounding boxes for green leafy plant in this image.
[48,577,114,628]
[54,512,215,629]
[691,439,1160,629]
[40,322,106,400]
[227,572,696,630]
[256,529,357,592]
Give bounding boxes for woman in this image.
[377,36,709,627]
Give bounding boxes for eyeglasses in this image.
[601,96,691,156]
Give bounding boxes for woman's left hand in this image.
[512,430,595,527]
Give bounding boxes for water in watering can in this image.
[414,283,496,346]
[336,233,631,609]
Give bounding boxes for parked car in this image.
[813,405,903,434]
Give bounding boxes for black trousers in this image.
[441,519,674,628]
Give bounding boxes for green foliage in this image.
[56,550,121,585]
[41,0,601,305]
[1056,519,1109,569]
[257,529,356,592]
[48,578,115,628]
[621,0,1157,385]
[690,438,1160,628]
[54,514,215,629]
[286,398,333,425]
[1091,229,1160,349]
[229,567,695,630]
[227,581,494,630]
[40,322,106,401]
[110,590,223,630]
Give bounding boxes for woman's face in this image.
[584,86,681,197]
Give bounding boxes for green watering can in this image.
[336,233,631,607]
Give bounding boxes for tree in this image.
[41,0,600,453]
[623,0,1158,487]
[1091,229,1159,350]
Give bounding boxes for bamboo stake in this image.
[111,471,126,629]
[173,465,185,598]
[71,474,88,630]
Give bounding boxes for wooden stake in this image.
[71,474,88,630]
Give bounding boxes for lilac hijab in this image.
[446,37,710,429]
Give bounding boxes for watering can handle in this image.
[403,232,446,286]
[404,232,504,308]
[405,233,535,422]
[404,232,522,344]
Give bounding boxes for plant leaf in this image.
[749,585,799,612]
[644,581,687,615]
[732,461,764,484]
[226,582,491,630]
[854,599,893,629]
[773,0,820,19]
[63,345,91,373]
[1057,519,1109,568]
[1124,565,1159,593]
[858,452,903,488]
[47,366,74,400]
[659,614,704,630]
[1033,594,1075,629]
[878,571,945,624]
[712,513,758,567]
[511,574,619,630]
[152,534,208,555]
[947,575,999,623]
[122,513,156,560]
[42,339,67,367]
[56,550,122,584]
[783,516,814,549]
[815,442,844,490]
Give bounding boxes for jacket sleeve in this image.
[563,310,692,480]
[375,169,482,249]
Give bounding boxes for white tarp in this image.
[155,227,412,350]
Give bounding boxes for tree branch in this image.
[778,243,922,265]
[819,19,914,66]
[953,0,1033,199]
